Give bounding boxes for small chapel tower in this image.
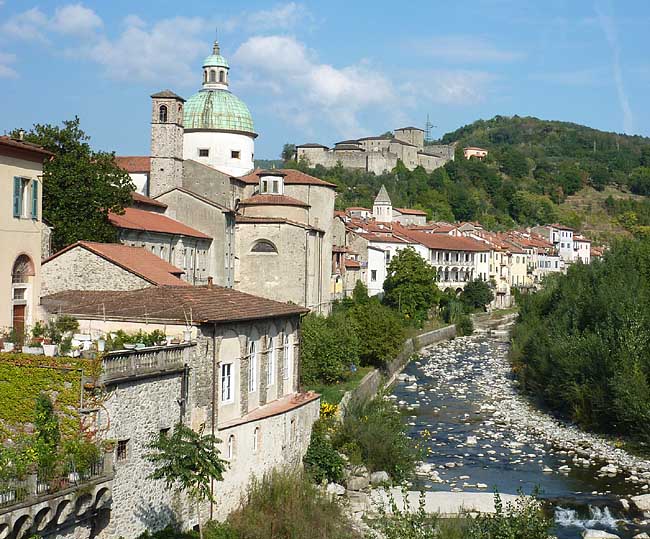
[150,90,185,197]
[373,184,393,222]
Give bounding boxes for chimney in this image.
[18,129,25,141]
[207,276,213,289]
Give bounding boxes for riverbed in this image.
[390,324,650,539]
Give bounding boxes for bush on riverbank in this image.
[512,237,650,444]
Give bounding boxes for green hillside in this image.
[286,115,650,235]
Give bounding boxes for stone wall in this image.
[42,246,150,296]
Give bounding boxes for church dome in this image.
[203,53,229,69]
[183,89,255,134]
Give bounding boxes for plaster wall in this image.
[183,131,254,177]
[181,160,233,209]
[367,247,387,296]
[128,172,150,196]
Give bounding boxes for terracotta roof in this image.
[357,232,410,244]
[237,168,337,188]
[116,156,150,173]
[42,286,308,324]
[239,194,310,208]
[399,229,489,252]
[131,191,167,208]
[549,223,574,231]
[44,241,189,287]
[109,207,211,239]
[347,207,371,211]
[395,207,427,216]
[344,259,361,269]
[0,136,54,157]
[464,147,488,152]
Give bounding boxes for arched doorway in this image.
[11,254,34,337]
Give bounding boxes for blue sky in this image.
[1,0,649,159]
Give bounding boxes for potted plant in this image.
[23,337,44,355]
[42,340,58,357]
[183,328,192,342]
[97,336,106,352]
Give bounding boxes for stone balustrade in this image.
[100,343,194,383]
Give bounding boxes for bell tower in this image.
[373,184,393,222]
[150,89,185,197]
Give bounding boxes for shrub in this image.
[455,316,474,336]
[227,469,360,539]
[333,396,417,482]
[460,280,494,310]
[303,425,344,484]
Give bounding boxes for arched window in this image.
[253,427,260,452]
[251,240,278,254]
[283,331,292,382]
[159,105,168,123]
[209,70,216,82]
[267,331,277,387]
[203,70,207,83]
[248,338,257,393]
[12,255,34,284]
[227,435,235,460]
[219,70,225,83]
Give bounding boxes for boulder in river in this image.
[581,530,619,539]
[631,493,650,517]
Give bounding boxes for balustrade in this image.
[101,343,191,382]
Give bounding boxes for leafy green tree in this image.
[13,117,134,251]
[145,423,227,539]
[281,143,296,162]
[34,393,60,474]
[383,248,439,323]
[629,167,650,195]
[460,279,495,310]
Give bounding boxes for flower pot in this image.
[123,343,136,350]
[183,329,192,342]
[2,342,14,352]
[97,338,106,352]
[42,344,58,357]
[23,346,44,355]
[134,343,145,350]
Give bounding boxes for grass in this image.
[305,365,374,404]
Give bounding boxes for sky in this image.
[1,0,650,159]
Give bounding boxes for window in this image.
[251,240,277,254]
[116,439,129,462]
[283,334,292,381]
[219,70,225,83]
[159,428,170,438]
[385,251,390,264]
[272,180,280,194]
[12,255,34,284]
[198,148,209,157]
[13,288,26,300]
[210,70,216,82]
[267,337,276,386]
[221,363,233,402]
[159,105,168,123]
[248,340,257,392]
[371,269,377,281]
[227,435,235,460]
[253,427,260,452]
[13,177,37,219]
[231,150,240,159]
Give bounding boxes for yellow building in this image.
[0,136,52,336]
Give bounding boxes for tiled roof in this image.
[357,232,410,244]
[344,259,361,269]
[395,207,427,216]
[239,194,310,208]
[296,143,329,149]
[400,229,489,252]
[151,89,185,101]
[237,168,337,188]
[0,136,54,157]
[42,286,308,324]
[395,126,424,131]
[109,207,211,239]
[116,156,150,173]
[131,191,167,208]
[374,185,392,204]
[44,241,189,287]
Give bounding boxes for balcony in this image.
[100,343,193,384]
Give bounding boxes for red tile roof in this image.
[399,229,489,252]
[344,259,361,269]
[239,194,310,208]
[395,207,427,216]
[357,232,410,244]
[0,136,54,157]
[109,207,211,239]
[42,286,308,324]
[44,241,189,287]
[115,156,150,173]
[237,168,337,188]
[131,191,167,209]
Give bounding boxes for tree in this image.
[145,423,227,539]
[348,299,405,367]
[460,279,495,310]
[629,167,650,196]
[383,247,439,323]
[34,393,60,474]
[13,117,134,251]
[281,143,296,162]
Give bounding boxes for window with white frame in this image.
[267,336,276,386]
[283,333,292,381]
[248,340,257,392]
[253,427,260,452]
[13,177,38,220]
[221,363,233,402]
[227,434,235,459]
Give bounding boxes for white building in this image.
[574,234,591,264]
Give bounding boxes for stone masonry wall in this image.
[42,247,150,296]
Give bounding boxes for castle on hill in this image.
[296,126,456,175]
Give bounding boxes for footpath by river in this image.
[389,314,650,539]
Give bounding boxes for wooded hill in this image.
[285,115,650,237]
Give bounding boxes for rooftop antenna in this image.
[425,114,437,143]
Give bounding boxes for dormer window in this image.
[159,105,168,123]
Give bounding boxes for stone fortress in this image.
[296,126,456,175]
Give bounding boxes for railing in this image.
[101,343,192,382]
[0,455,107,509]
[432,258,474,268]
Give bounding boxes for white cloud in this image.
[1,7,49,41]
[234,35,394,136]
[402,70,496,106]
[0,51,17,78]
[595,1,635,134]
[84,16,209,84]
[223,3,312,33]
[411,36,525,63]
[51,3,103,37]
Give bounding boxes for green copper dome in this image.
[183,89,255,134]
[203,54,229,68]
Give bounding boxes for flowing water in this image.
[390,331,650,539]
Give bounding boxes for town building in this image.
[296,127,455,175]
[0,136,52,335]
[463,147,488,160]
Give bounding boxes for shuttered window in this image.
[31,180,38,220]
[13,177,21,218]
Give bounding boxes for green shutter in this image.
[13,177,21,218]
[31,180,38,220]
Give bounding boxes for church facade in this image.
[117,41,334,313]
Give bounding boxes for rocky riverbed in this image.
[388,317,650,539]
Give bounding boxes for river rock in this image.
[581,531,619,539]
[370,471,390,485]
[631,494,650,516]
[326,483,346,496]
[633,533,650,539]
[347,475,370,491]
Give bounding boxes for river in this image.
[390,320,650,539]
